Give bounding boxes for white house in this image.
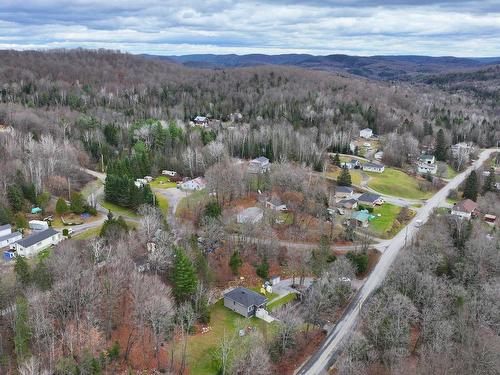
[193,116,209,127]
[0,224,22,248]
[180,177,206,191]
[362,162,385,173]
[162,170,177,177]
[134,178,148,188]
[13,228,63,257]
[334,186,354,199]
[417,163,437,174]
[451,142,474,157]
[248,157,270,173]
[236,207,264,224]
[359,128,373,139]
[418,154,435,165]
[451,199,478,220]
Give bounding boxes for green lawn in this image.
[445,165,459,179]
[267,293,297,311]
[327,168,363,186]
[369,203,402,237]
[155,193,169,216]
[150,176,177,189]
[250,286,279,301]
[366,168,433,199]
[73,226,101,240]
[186,300,277,375]
[100,201,139,218]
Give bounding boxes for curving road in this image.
[296,149,498,375]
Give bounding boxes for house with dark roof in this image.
[358,192,384,206]
[223,287,268,317]
[12,228,62,257]
[0,224,22,248]
[338,198,358,210]
[334,186,354,199]
[451,199,478,220]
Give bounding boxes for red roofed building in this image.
[451,199,478,220]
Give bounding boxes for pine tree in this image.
[333,153,341,167]
[229,251,243,275]
[56,197,69,215]
[172,247,198,302]
[482,167,495,194]
[435,129,447,161]
[337,166,352,187]
[463,170,479,201]
[70,192,85,214]
[7,185,24,212]
[14,256,31,286]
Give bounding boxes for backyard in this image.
[150,176,177,189]
[366,203,415,238]
[327,168,363,186]
[101,200,140,218]
[185,300,277,375]
[366,168,433,199]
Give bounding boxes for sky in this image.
[0,0,499,57]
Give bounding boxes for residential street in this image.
[295,148,498,375]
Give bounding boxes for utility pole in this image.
[68,178,71,201]
[101,154,104,173]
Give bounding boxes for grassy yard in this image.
[445,165,459,179]
[155,193,169,216]
[150,176,177,189]
[176,190,207,217]
[327,168,363,186]
[73,226,101,240]
[369,203,402,237]
[267,293,297,311]
[366,168,433,199]
[100,200,139,218]
[186,300,277,375]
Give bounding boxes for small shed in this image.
[269,275,281,285]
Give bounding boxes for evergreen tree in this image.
[70,192,86,214]
[32,260,53,291]
[229,251,243,275]
[463,170,479,201]
[7,185,24,212]
[56,197,69,215]
[337,166,352,186]
[14,256,32,286]
[172,247,198,302]
[435,129,448,161]
[255,257,269,279]
[482,167,495,194]
[0,203,13,225]
[332,153,341,167]
[204,201,221,218]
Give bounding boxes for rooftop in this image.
[0,231,22,243]
[358,192,381,203]
[224,287,267,307]
[0,224,11,232]
[252,156,269,164]
[453,199,478,213]
[15,228,59,248]
[364,162,384,169]
[335,186,353,193]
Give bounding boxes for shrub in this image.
[346,251,369,275]
[256,258,269,279]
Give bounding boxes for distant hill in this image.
[143,53,500,81]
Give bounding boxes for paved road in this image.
[296,148,498,375]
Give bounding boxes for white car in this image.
[338,277,351,283]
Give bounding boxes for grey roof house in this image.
[358,192,384,206]
[248,156,270,173]
[13,228,62,257]
[224,287,268,317]
[334,186,354,198]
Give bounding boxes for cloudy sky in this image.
[0,0,499,56]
